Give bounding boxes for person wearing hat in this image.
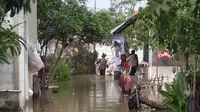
[96,53,108,75]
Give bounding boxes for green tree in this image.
[133,0,200,110]
[37,0,117,79]
[111,0,137,15]
[37,0,117,56]
[133,0,200,61]
[0,27,26,64]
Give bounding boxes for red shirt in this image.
[124,75,132,92]
[124,61,130,72]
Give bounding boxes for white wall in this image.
[26,0,37,97]
[12,9,28,108]
[96,44,113,59]
[27,0,37,45]
[0,0,37,109]
[96,44,144,63]
[14,0,38,107]
[148,47,175,83]
[0,11,15,91]
[150,66,174,83]
[0,64,14,90]
[0,9,28,108]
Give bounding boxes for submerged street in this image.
[25,75,167,112]
[1,0,200,112]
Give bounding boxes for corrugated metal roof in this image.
[110,12,138,34]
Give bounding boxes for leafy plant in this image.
[0,27,26,64]
[37,0,117,51]
[0,0,40,17]
[70,44,98,75]
[133,0,200,57]
[53,60,71,82]
[158,68,191,112]
[0,0,33,64]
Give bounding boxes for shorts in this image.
[128,66,137,76]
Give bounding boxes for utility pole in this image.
[94,0,97,11]
[110,0,113,8]
[93,0,96,53]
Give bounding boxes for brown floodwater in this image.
[26,75,168,112]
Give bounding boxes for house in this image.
[110,12,175,83]
[0,1,37,110]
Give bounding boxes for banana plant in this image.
[158,68,191,112]
[0,27,26,64]
[0,0,32,64]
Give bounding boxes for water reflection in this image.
[25,75,167,112]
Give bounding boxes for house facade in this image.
[110,10,176,83]
[0,1,37,110]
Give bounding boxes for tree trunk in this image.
[184,52,189,70]
[143,44,149,62]
[139,97,168,109]
[192,55,198,112]
[91,44,97,74]
[33,75,40,98]
[52,40,59,59]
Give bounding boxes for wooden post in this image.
[139,96,168,109]
[136,88,140,108]
[33,74,40,98]
[156,65,160,88]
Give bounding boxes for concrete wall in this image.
[148,49,175,83]
[13,9,28,109]
[148,50,195,83]
[0,62,20,109]
[0,64,14,90]
[0,10,25,110]
[0,0,37,110]
[26,0,38,92]
[149,66,174,83]
[151,51,184,66]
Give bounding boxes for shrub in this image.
[53,60,71,82]
[158,68,191,112]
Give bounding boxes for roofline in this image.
[110,12,138,34]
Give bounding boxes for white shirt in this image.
[126,54,137,67]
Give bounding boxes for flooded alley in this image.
[27,75,168,112]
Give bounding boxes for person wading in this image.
[126,50,138,76]
[96,53,108,75]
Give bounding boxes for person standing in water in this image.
[121,53,131,74]
[126,50,138,76]
[96,53,108,75]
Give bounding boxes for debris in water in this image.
[48,85,59,89]
[52,90,59,93]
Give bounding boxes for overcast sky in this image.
[86,0,147,10]
[86,0,110,10]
